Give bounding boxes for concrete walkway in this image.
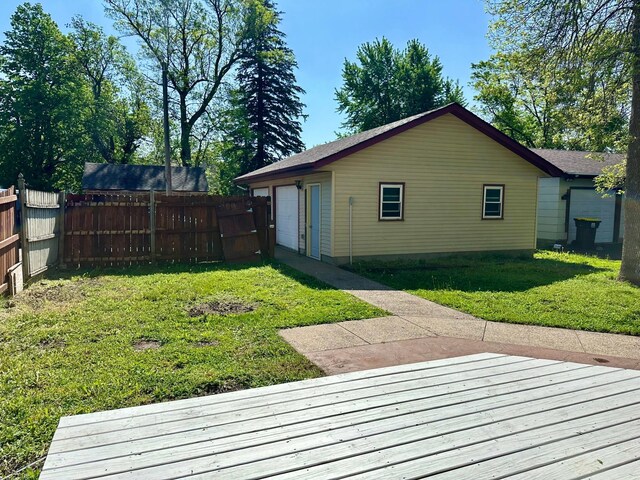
[276,248,640,373]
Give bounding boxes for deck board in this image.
[40,354,640,479]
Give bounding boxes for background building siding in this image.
[537,177,565,243]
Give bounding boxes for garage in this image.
[275,185,299,250]
[568,188,617,244]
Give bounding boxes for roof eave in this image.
[563,173,598,179]
[235,103,565,181]
[234,166,320,184]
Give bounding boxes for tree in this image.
[0,3,89,191]
[471,50,629,151]
[485,0,639,284]
[335,37,465,133]
[105,0,256,168]
[69,17,152,164]
[223,0,306,178]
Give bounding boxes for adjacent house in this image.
[81,163,209,194]
[235,103,562,264]
[533,149,625,247]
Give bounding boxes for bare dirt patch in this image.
[188,301,255,317]
[14,277,102,311]
[194,340,220,347]
[38,338,66,350]
[133,340,162,351]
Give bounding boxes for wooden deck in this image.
[40,353,640,479]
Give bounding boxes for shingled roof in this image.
[82,163,208,192]
[531,149,625,177]
[235,103,564,183]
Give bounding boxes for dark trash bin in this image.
[573,218,601,250]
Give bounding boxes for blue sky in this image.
[0,0,493,148]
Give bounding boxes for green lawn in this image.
[353,251,640,336]
[0,262,383,478]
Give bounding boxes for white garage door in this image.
[568,188,616,243]
[275,185,298,250]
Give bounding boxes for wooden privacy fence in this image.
[0,187,19,294]
[63,192,274,267]
[18,177,63,280]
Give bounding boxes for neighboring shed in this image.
[236,103,562,265]
[82,163,209,194]
[533,149,625,247]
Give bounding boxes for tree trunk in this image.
[179,93,192,167]
[620,1,640,285]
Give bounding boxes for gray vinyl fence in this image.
[18,177,64,280]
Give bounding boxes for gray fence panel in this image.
[21,188,61,278]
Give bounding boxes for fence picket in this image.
[61,193,273,267]
[0,186,19,295]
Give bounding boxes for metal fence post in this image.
[17,174,31,281]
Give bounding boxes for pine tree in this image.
[228,0,306,176]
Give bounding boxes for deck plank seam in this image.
[43,377,640,477]
[58,353,509,429]
[47,365,620,456]
[53,358,548,439]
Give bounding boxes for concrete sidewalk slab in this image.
[339,316,433,344]
[483,321,584,352]
[279,324,367,352]
[276,247,640,369]
[576,330,640,360]
[403,315,487,340]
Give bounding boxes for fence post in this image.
[17,174,31,281]
[267,196,275,258]
[149,190,156,263]
[58,191,65,268]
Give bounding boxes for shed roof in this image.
[235,103,564,183]
[82,163,208,192]
[531,149,625,177]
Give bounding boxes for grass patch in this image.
[0,262,383,478]
[352,251,640,335]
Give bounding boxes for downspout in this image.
[349,196,353,265]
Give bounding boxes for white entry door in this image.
[568,188,616,243]
[275,185,298,250]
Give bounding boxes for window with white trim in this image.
[379,183,404,220]
[483,185,504,219]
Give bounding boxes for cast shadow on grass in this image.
[351,256,609,294]
[40,259,337,291]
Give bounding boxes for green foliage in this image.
[0,3,90,191]
[472,48,630,151]
[335,37,465,133]
[69,17,152,165]
[595,160,627,193]
[354,251,640,335]
[0,4,153,191]
[482,0,639,285]
[0,263,382,477]
[220,0,306,188]
[217,91,254,194]
[105,0,254,167]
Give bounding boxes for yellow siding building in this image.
[237,103,562,264]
